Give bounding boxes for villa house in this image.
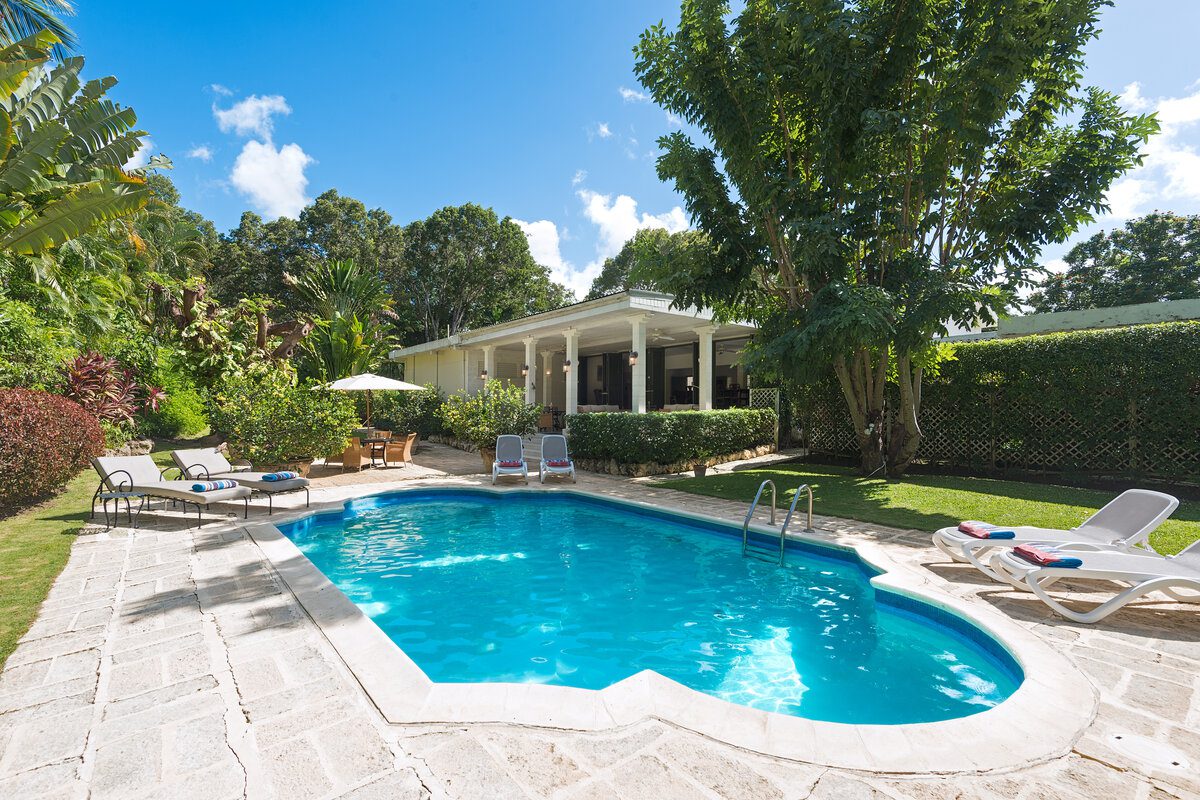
[389,290,758,422]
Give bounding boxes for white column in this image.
[481,345,495,388]
[523,337,537,404]
[697,326,716,410]
[564,328,579,416]
[630,316,648,413]
[539,349,555,406]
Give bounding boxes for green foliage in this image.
[0,32,162,256]
[0,2,76,57]
[299,312,395,381]
[799,322,1200,480]
[399,204,573,343]
[633,0,1157,474]
[0,296,74,388]
[438,380,539,448]
[1030,213,1200,312]
[585,228,714,300]
[292,259,398,381]
[566,408,776,465]
[210,369,359,465]
[371,384,445,437]
[144,386,207,438]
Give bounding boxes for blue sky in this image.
[75,1,1200,298]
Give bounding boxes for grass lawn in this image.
[655,463,1200,555]
[0,452,177,667]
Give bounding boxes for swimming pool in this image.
[279,489,1021,725]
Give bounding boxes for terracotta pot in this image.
[480,447,496,472]
[693,463,708,478]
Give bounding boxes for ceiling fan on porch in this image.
[648,328,678,342]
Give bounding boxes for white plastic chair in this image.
[539,434,576,484]
[988,540,1200,623]
[931,489,1179,582]
[491,435,528,485]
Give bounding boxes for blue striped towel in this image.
[261,471,299,482]
[191,479,239,492]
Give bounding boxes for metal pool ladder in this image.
[741,479,815,565]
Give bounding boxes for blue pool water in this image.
[279,490,1021,724]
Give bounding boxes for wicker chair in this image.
[384,432,417,467]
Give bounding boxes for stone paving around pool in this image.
[1,442,1198,799]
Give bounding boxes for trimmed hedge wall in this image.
[566,408,777,465]
[0,388,105,507]
[799,321,1200,480]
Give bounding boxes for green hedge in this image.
[800,321,1200,479]
[566,408,777,465]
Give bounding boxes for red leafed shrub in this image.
[0,388,105,508]
[61,351,165,424]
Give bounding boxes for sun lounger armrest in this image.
[183,463,213,480]
[103,469,136,492]
[159,465,184,480]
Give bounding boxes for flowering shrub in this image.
[61,352,164,425]
[0,388,105,508]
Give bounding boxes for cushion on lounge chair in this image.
[498,460,523,468]
[261,471,299,482]
[958,521,1015,539]
[1013,544,1082,568]
[191,479,239,492]
[545,459,571,468]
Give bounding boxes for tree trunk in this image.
[833,349,924,477]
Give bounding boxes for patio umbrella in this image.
[323,373,423,425]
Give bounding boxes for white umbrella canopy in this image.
[323,373,424,425]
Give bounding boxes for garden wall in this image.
[799,322,1200,481]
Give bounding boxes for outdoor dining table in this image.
[360,437,391,467]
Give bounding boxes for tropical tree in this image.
[398,203,572,342]
[634,0,1157,475]
[290,258,398,380]
[586,228,713,299]
[0,32,160,257]
[1030,213,1200,312]
[0,0,75,56]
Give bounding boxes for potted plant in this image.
[439,380,540,471]
[691,441,713,478]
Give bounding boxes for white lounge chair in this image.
[91,455,251,527]
[988,540,1200,623]
[171,447,310,514]
[539,434,576,484]
[491,435,528,485]
[931,489,1179,582]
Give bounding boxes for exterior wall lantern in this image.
[628,351,638,366]
[521,364,529,377]
[479,368,488,380]
[563,359,572,373]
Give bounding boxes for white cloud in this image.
[1097,82,1200,221]
[666,111,682,127]
[592,122,612,139]
[619,86,649,103]
[577,189,688,257]
[229,140,313,219]
[187,144,213,162]
[213,94,291,139]
[571,169,587,186]
[210,83,233,96]
[125,138,153,170]
[514,219,597,299]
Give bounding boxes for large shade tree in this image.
[634,0,1157,474]
[398,203,572,343]
[585,228,713,299]
[1030,212,1200,312]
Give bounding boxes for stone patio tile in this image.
[553,722,668,768]
[162,642,214,683]
[108,619,204,654]
[476,729,591,797]
[262,735,334,800]
[655,736,785,800]
[241,674,352,723]
[0,674,95,715]
[166,711,235,774]
[1120,675,1195,724]
[274,642,338,686]
[411,732,531,800]
[134,761,246,800]
[95,690,225,744]
[807,772,886,799]
[90,727,162,800]
[337,769,431,799]
[606,753,713,800]
[253,695,359,750]
[0,757,80,798]
[5,626,107,667]
[0,657,51,694]
[229,654,286,699]
[315,717,395,787]
[102,674,217,719]
[0,705,92,774]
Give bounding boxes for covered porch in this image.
[391,291,757,425]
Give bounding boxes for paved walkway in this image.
[1,444,1197,799]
